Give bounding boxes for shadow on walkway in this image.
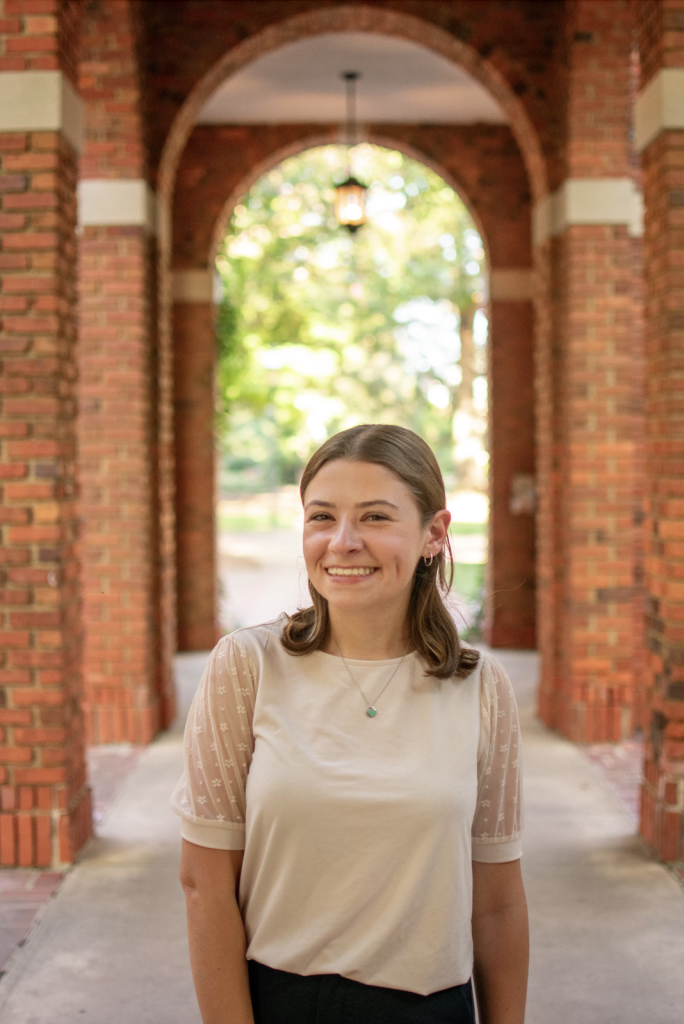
[0,651,681,1023]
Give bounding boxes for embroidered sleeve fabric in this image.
[170,634,258,850]
[471,654,523,862]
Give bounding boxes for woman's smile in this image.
[324,566,378,578]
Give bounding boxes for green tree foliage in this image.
[215,144,488,494]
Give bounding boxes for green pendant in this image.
[366,707,378,718]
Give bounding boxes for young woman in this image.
[172,424,528,1024]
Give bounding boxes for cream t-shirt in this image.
[171,617,523,996]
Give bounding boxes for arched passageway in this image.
[171,121,537,654]
[0,0,681,869]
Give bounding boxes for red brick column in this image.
[635,0,684,862]
[0,1,92,866]
[172,271,218,652]
[77,0,174,742]
[536,0,643,742]
[487,280,536,649]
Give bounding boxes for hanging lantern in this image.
[335,175,367,232]
[335,71,368,233]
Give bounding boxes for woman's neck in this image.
[325,604,411,660]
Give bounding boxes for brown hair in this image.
[280,424,480,679]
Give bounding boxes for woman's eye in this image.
[309,513,332,522]
[365,513,388,521]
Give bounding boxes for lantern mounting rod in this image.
[342,71,360,152]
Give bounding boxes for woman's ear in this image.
[425,508,451,557]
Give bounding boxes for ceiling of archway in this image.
[197,32,508,126]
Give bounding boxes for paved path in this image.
[0,652,682,1023]
[506,652,684,1024]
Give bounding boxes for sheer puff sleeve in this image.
[170,633,258,850]
[471,653,524,863]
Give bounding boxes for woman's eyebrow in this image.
[304,499,399,511]
[304,500,335,510]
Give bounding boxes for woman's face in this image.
[302,459,449,616]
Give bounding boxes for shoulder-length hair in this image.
[280,424,480,679]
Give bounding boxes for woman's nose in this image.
[329,518,362,552]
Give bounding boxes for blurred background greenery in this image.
[214,144,488,632]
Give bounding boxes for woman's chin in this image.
[319,581,382,610]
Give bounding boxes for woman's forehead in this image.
[303,460,412,501]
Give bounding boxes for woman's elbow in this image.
[180,839,243,900]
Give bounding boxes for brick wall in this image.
[631,237,648,733]
[77,226,161,743]
[77,0,173,742]
[0,0,81,77]
[638,0,684,82]
[533,233,558,702]
[173,121,536,650]
[0,0,91,867]
[487,299,536,648]
[636,0,684,862]
[536,0,643,742]
[173,300,218,652]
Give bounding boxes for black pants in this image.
[248,960,476,1024]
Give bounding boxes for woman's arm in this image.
[180,839,254,1024]
[472,859,529,1024]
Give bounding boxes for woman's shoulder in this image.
[214,614,288,662]
[476,649,514,684]
[470,650,518,711]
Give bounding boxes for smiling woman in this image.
[281,424,478,679]
[173,424,528,1024]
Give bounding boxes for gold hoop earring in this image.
[424,552,434,567]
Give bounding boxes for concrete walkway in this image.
[507,653,684,1023]
[0,651,682,1023]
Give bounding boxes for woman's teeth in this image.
[326,567,376,576]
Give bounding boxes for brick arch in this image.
[163,5,545,656]
[157,4,547,212]
[207,133,491,267]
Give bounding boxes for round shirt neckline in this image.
[314,648,422,668]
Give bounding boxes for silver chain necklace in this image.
[332,635,411,718]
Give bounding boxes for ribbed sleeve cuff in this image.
[471,835,522,863]
[180,818,246,850]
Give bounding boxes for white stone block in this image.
[533,178,643,245]
[78,179,156,232]
[0,70,84,152]
[635,68,684,153]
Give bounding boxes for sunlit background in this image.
[214,144,489,634]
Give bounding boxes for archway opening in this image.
[213,143,489,634]
[170,19,538,658]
